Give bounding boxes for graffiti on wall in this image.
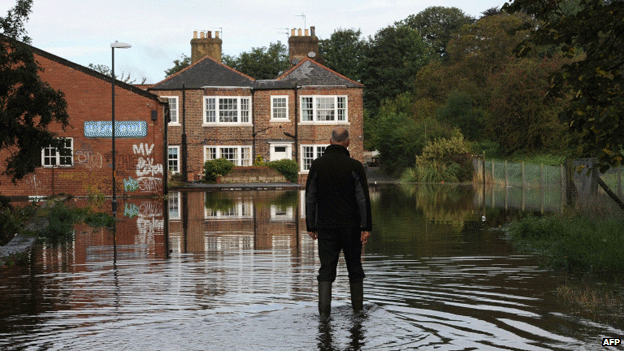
[75,150,103,170]
[127,143,163,193]
[25,174,41,192]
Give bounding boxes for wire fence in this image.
[472,158,624,214]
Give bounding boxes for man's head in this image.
[330,127,350,147]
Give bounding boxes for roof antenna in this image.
[278,27,290,42]
[296,13,306,29]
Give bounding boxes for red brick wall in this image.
[0,52,166,197]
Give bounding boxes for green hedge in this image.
[267,159,299,183]
[203,158,235,183]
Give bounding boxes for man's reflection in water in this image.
[317,310,365,351]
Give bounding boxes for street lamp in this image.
[111,41,131,216]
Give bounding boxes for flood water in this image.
[1,184,622,350]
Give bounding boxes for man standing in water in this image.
[305,127,372,320]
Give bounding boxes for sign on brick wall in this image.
[84,121,147,138]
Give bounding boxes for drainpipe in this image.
[251,88,256,161]
[182,84,188,182]
[294,84,299,164]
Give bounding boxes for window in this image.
[300,96,347,123]
[169,192,181,220]
[301,145,326,172]
[204,145,252,166]
[42,138,73,167]
[271,96,288,121]
[163,96,179,124]
[168,146,180,174]
[203,96,251,125]
[205,200,253,219]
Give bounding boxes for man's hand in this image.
[361,231,370,244]
[308,231,318,240]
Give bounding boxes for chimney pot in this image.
[208,31,212,38]
[216,31,220,38]
[193,30,198,39]
[298,28,302,36]
[305,29,309,36]
[200,31,205,39]
[310,26,315,36]
[291,28,296,37]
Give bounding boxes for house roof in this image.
[274,58,364,89]
[149,55,255,90]
[150,56,364,91]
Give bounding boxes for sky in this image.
[1,0,507,84]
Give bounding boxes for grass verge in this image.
[506,214,624,314]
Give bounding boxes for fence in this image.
[472,157,624,214]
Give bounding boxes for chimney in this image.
[288,26,320,65]
[191,30,223,64]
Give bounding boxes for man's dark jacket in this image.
[305,144,372,232]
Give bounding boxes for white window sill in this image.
[299,121,349,125]
[202,123,253,127]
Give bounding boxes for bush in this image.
[0,196,37,246]
[0,199,20,246]
[267,159,299,183]
[411,131,474,182]
[203,158,234,183]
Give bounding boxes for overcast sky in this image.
[1,0,506,84]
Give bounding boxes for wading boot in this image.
[318,281,332,321]
[350,281,364,313]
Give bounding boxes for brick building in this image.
[0,42,167,198]
[149,27,365,183]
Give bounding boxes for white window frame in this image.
[270,95,289,122]
[203,96,252,126]
[42,137,73,168]
[168,145,180,174]
[300,144,327,172]
[300,95,348,124]
[204,145,252,166]
[163,96,179,125]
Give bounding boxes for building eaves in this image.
[150,55,255,90]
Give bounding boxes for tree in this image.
[446,13,534,92]
[0,0,69,182]
[400,6,475,59]
[437,90,486,141]
[487,57,570,154]
[319,28,367,82]
[225,42,289,79]
[373,93,451,175]
[164,53,191,77]
[504,0,624,171]
[88,63,147,84]
[361,24,434,115]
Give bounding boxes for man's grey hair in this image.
[331,128,349,143]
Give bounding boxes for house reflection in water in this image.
[167,190,314,256]
[35,198,167,271]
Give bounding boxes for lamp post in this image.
[110,41,131,216]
